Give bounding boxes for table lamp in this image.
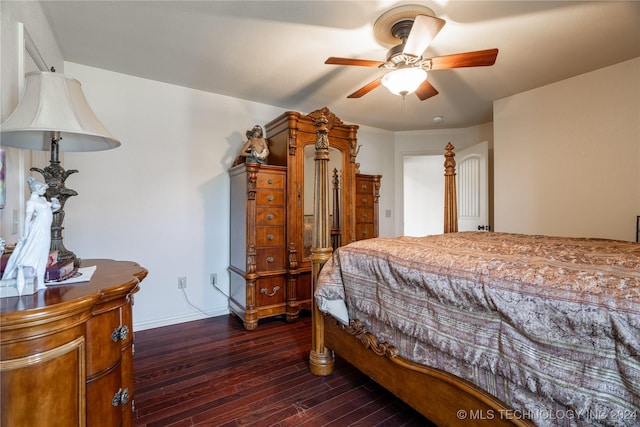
[0,71,121,266]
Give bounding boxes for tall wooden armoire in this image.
[354,173,381,241]
[228,107,359,330]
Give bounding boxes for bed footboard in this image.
[323,315,533,427]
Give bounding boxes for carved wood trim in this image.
[307,107,343,130]
[341,319,399,359]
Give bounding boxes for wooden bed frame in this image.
[307,114,533,426]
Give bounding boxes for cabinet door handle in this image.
[119,325,129,341]
[111,325,129,342]
[112,388,123,406]
[120,388,130,405]
[260,286,280,297]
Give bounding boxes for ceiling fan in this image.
[325,5,499,100]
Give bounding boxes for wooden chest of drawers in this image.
[229,163,287,330]
[0,259,147,427]
[354,174,381,241]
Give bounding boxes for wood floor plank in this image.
[133,313,433,426]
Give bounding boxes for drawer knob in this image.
[361,184,368,190]
[267,234,274,240]
[267,213,274,220]
[111,327,121,342]
[362,213,368,218]
[362,230,368,236]
[362,198,368,204]
[267,195,274,202]
[266,256,274,263]
[260,286,280,297]
[267,179,273,184]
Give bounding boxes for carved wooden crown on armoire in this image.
[229,107,381,330]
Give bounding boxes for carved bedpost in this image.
[444,142,458,233]
[309,113,335,376]
[331,168,341,250]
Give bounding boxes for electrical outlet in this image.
[178,276,187,289]
[12,209,19,234]
[210,273,217,286]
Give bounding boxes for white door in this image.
[456,141,489,232]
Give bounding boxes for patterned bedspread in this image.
[315,232,640,426]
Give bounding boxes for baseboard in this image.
[134,306,230,331]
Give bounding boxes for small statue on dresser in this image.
[2,177,60,292]
[237,125,269,165]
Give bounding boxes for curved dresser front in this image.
[0,259,148,427]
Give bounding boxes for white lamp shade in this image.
[381,68,427,96]
[0,71,120,152]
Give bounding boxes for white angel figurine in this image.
[2,177,60,292]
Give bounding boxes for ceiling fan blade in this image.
[403,14,446,57]
[415,80,439,101]
[428,48,499,70]
[347,77,383,98]
[325,57,385,67]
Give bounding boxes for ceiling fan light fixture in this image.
[381,68,427,96]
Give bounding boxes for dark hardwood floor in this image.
[132,313,434,426]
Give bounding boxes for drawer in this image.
[356,207,374,223]
[120,297,133,348]
[256,172,285,189]
[256,207,285,225]
[256,190,285,206]
[256,276,286,307]
[356,195,373,207]
[86,363,124,427]
[86,307,123,377]
[356,180,374,194]
[256,227,285,246]
[255,247,286,271]
[121,342,134,426]
[355,224,375,240]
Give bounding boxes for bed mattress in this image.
[315,232,640,426]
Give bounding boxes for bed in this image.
[306,114,640,426]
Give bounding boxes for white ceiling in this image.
[40,1,640,131]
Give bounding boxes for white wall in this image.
[494,58,639,241]
[354,125,395,237]
[1,1,64,242]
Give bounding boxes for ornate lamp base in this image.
[31,135,79,266]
